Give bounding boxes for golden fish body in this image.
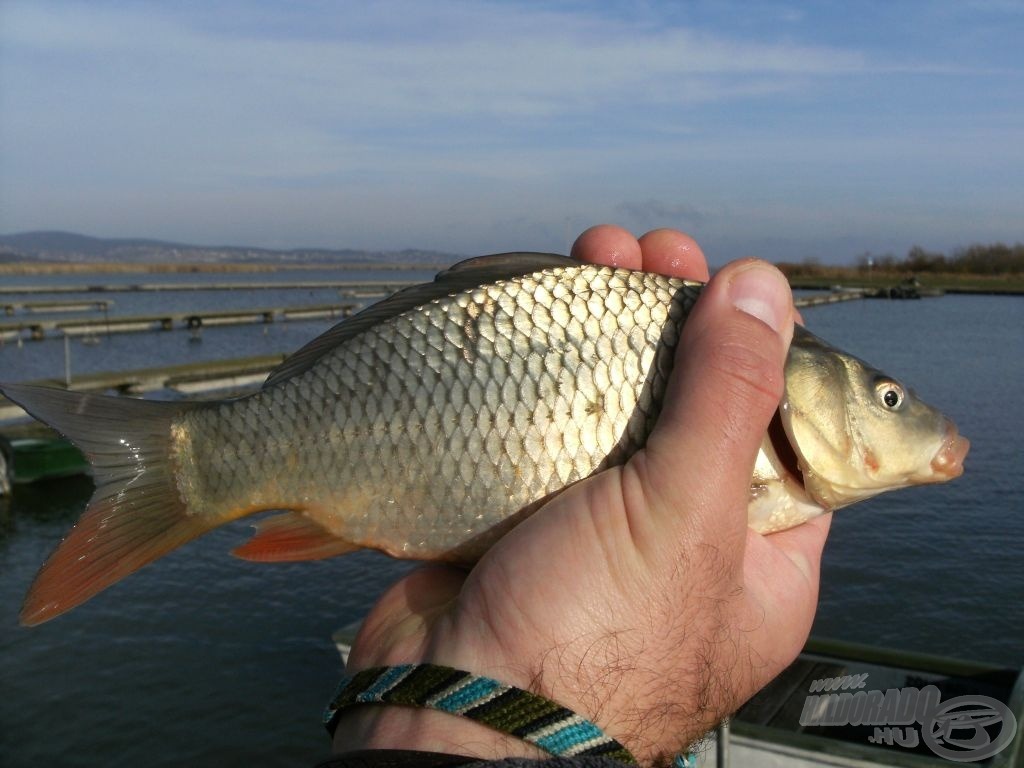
[174,264,689,560]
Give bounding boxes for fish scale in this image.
[172,265,693,559]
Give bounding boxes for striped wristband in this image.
[324,663,638,764]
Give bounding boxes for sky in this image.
[1,1,1022,264]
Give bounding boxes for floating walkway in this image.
[0,288,870,413]
[0,291,863,343]
[0,354,287,422]
[0,302,356,342]
[3,298,115,315]
[794,290,866,308]
[0,279,419,295]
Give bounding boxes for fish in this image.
[0,253,969,626]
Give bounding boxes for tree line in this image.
[778,242,1024,277]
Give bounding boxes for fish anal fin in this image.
[232,512,361,562]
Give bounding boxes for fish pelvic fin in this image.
[232,511,361,561]
[0,383,212,626]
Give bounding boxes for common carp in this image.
[0,253,968,625]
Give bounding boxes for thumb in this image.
[637,260,795,550]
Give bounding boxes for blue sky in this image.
[1,1,1021,264]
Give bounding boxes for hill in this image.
[0,230,460,267]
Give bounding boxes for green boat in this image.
[0,436,89,488]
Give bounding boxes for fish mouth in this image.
[769,409,804,486]
[930,423,969,479]
[773,398,846,510]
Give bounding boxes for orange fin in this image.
[232,512,361,562]
[21,495,210,626]
[0,383,216,626]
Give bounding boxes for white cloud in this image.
[0,1,877,199]
[0,1,1020,258]
[3,1,870,119]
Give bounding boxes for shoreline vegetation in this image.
[784,271,1024,294]
[778,242,1024,295]
[0,260,446,275]
[1,242,1021,293]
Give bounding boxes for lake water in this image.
[0,273,1021,767]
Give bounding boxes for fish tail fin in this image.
[0,383,211,626]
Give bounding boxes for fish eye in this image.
[875,380,904,410]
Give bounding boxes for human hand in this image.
[333,226,831,764]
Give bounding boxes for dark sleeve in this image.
[316,752,633,768]
[314,749,477,768]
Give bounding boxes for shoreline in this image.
[2,261,1021,295]
[785,274,1024,295]
[0,260,447,275]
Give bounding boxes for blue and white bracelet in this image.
[324,663,638,764]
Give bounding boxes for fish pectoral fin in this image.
[231,512,361,562]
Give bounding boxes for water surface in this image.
[0,283,1020,767]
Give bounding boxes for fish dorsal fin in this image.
[262,252,577,388]
[437,252,576,280]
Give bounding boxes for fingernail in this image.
[728,262,790,333]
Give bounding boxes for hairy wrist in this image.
[341,569,743,763]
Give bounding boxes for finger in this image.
[637,260,795,551]
[756,510,832,585]
[570,225,642,269]
[637,229,710,282]
[347,565,466,670]
[743,511,832,668]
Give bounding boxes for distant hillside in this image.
[0,231,193,257]
[0,230,460,267]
